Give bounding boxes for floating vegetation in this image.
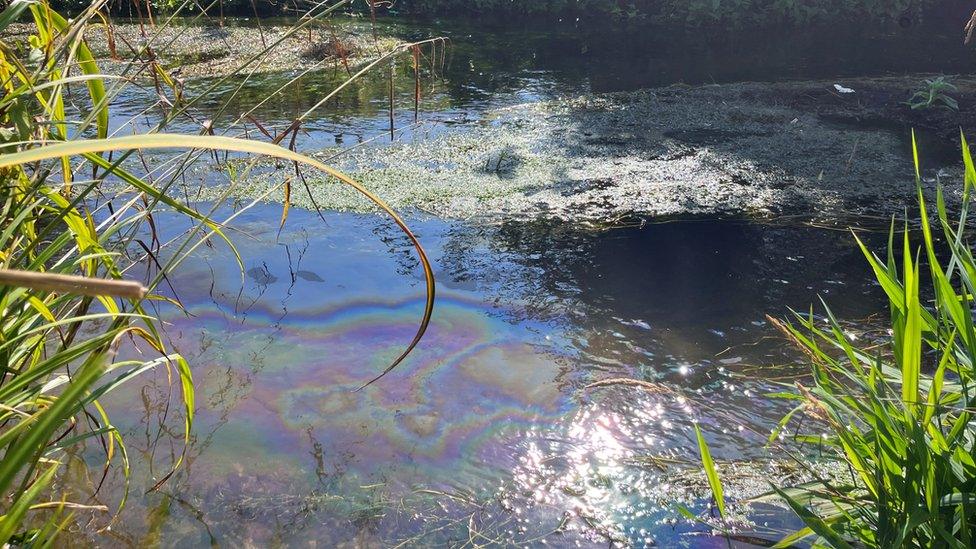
[187,79,962,224]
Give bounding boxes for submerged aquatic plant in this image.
[0,0,438,543]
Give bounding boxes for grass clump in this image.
[765,133,976,547]
[907,76,960,111]
[690,133,976,547]
[0,1,200,542]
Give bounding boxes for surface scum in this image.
[188,76,972,224]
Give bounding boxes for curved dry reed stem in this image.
[0,269,148,299]
[0,133,435,386]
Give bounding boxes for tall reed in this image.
[0,0,435,543]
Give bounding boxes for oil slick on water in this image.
[90,205,886,546]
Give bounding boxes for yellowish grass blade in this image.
[0,134,435,381]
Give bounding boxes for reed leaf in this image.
[694,423,726,518]
[766,135,976,547]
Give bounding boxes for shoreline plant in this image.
[0,0,436,543]
[693,133,976,547]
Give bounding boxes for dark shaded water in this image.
[85,15,954,547]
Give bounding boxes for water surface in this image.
[108,15,976,150]
[86,15,935,547]
[90,204,889,546]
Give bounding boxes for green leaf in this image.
[0,462,57,545]
[34,8,108,138]
[0,0,36,33]
[695,423,725,518]
[773,486,854,549]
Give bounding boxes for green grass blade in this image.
[773,487,854,549]
[0,462,58,545]
[695,423,725,518]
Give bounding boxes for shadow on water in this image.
[88,204,888,546]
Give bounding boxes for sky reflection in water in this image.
[90,204,888,546]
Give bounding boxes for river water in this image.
[87,15,973,547]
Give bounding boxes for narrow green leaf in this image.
[695,423,725,518]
